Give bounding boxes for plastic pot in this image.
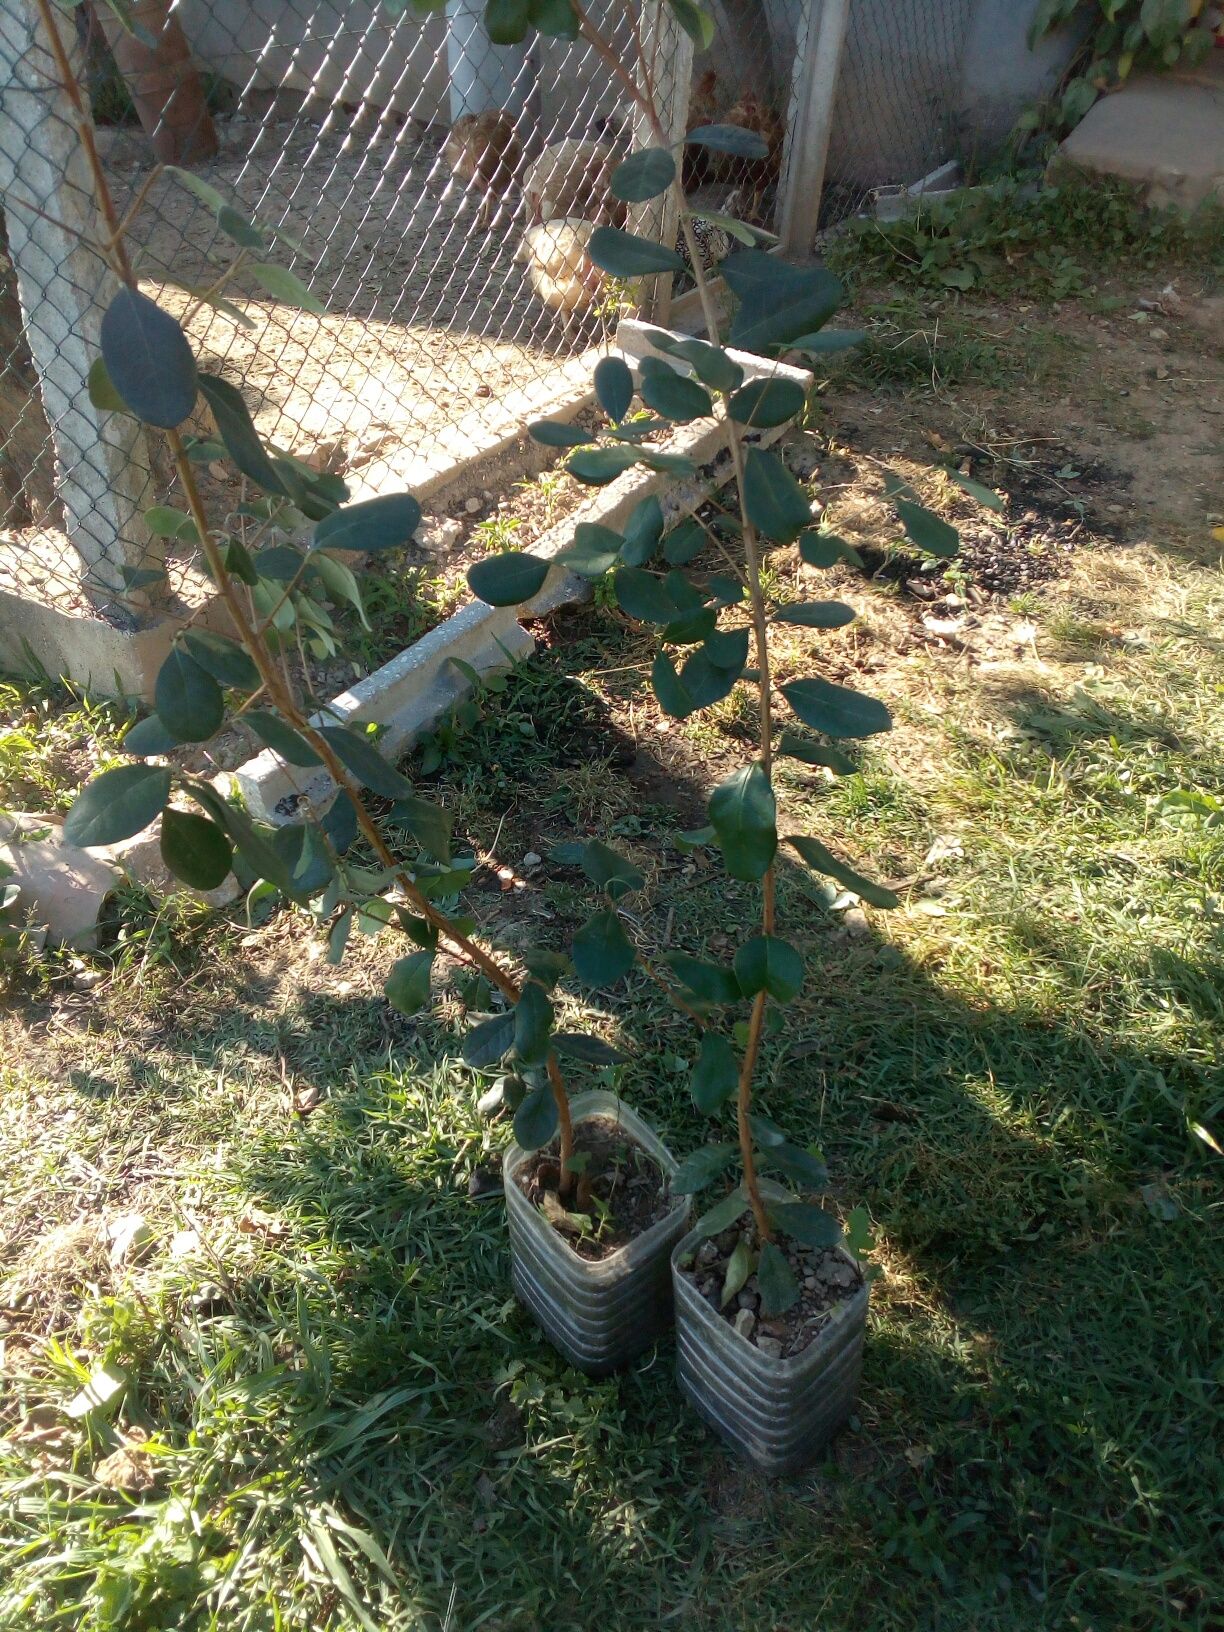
[671,1220,869,1476]
[503,1090,691,1375]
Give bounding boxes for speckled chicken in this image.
[443,110,521,229]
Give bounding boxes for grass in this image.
[2,247,1222,1628]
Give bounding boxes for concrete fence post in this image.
[0,0,160,615]
[629,0,693,327]
[778,0,852,258]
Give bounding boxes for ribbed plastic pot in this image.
[503,1090,691,1376]
[671,1221,869,1477]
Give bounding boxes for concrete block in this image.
[1055,53,1224,212]
[0,810,122,950]
[233,600,535,822]
[98,825,243,910]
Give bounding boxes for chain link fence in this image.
[1,0,993,653]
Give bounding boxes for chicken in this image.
[682,67,720,189]
[716,90,784,222]
[443,110,521,230]
[515,218,606,332]
[522,138,626,228]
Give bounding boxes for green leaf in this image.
[721,1236,756,1306]
[513,980,554,1067]
[734,934,803,1002]
[782,677,892,740]
[467,550,549,606]
[555,523,623,578]
[614,566,702,624]
[253,544,303,583]
[651,651,693,718]
[156,647,224,742]
[485,0,529,44]
[158,807,233,890]
[552,1032,629,1065]
[704,627,750,670]
[522,947,570,988]
[894,497,959,558]
[314,493,422,555]
[198,372,287,494]
[770,1202,842,1249]
[672,1141,738,1194]
[566,445,641,485]
[692,1188,750,1239]
[309,550,369,630]
[87,356,126,413]
[663,517,706,565]
[181,629,260,691]
[528,418,588,447]
[777,733,855,774]
[216,205,266,250]
[644,331,744,392]
[528,0,579,36]
[742,447,812,544]
[757,1241,800,1317]
[677,645,742,709]
[727,377,806,428]
[513,1084,560,1150]
[248,261,325,314]
[788,328,866,353]
[144,505,198,542]
[708,762,776,881]
[580,839,643,901]
[610,147,676,202]
[723,251,843,354]
[571,908,636,987]
[594,356,634,422]
[463,1009,515,1069]
[164,165,227,214]
[621,495,664,566]
[271,822,333,896]
[316,725,413,799]
[691,1032,739,1113]
[799,530,862,569]
[787,834,899,909]
[685,123,767,158]
[844,1204,875,1256]
[772,601,855,629]
[639,368,713,423]
[665,953,742,1004]
[688,209,761,247]
[386,796,453,861]
[121,713,180,756]
[666,0,715,47]
[64,764,171,847]
[760,1138,828,1188]
[190,782,308,902]
[588,227,685,278]
[385,950,434,1015]
[244,710,323,767]
[943,469,1004,512]
[100,287,197,428]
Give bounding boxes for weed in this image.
[472,512,524,554]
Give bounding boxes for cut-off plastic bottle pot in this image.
[503,1090,691,1375]
[671,1210,869,1477]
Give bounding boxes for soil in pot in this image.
[514,1116,674,1262]
[679,1223,864,1360]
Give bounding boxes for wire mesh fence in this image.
[1,0,977,648]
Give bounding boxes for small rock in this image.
[803,1274,818,1289]
[168,1228,201,1260]
[696,1240,719,1267]
[842,908,870,938]
[477,1083,505,1118]
[757,1318,787,1338]
[735,1289,760,1313]
[465,496,482,514]
[818,1258,856,1289]
[415,515,462,554]
[733,1307,756,1340]
[755,1336,783,1360]
[521,851,542,869]
[106,1213,152,1268]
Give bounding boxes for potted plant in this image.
[461,0,963,1460]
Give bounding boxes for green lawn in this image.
[2,265,1222,1630]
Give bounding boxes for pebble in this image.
[756,1336,783,1360]
[521,851,542,869]
[735,1290,760,1313]
[819,1258,857,1289]
[757,1318,787,1338]
[696,1240,719,1267]
[842,908,871,938]
[465,496,482,513]
[733,1308,756,1340]
[477,1083,505,1118]
[415,515,462,554]
[803,1273,818,1289]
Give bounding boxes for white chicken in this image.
[522,138,625,228]
[515,218,606,331]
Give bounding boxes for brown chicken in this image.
[522,138,626,228]
[443,110,522,230]
[716,90,784,222]
[682,68,720,189]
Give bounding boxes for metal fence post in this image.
[0,0,159,614]
[628,0,692,327]
[778,0,851,258]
